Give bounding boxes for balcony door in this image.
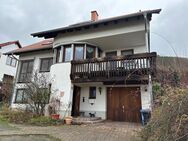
[106,51,117,71]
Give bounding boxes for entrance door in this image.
[107,87,141,122]
[71,86,81,117]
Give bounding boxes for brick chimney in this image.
[91,11,98,21]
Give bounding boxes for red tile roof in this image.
[0,40,22,48]
[5,39,53,55]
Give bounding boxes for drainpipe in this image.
[143,13,150,53]
[143,13,153,110]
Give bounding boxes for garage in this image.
[107,87,141,122]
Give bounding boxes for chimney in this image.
[91,11,98,21]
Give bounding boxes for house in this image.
[10,9,161,122]
[5,39,53,109]
[0,41,21,102]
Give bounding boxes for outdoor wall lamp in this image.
[98,87,102,94]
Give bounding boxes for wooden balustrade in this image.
[70,52,157,83]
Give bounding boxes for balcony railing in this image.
[70,52,157,83]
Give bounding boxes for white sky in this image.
[0,0,187,57]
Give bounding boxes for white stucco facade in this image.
[11,50,53,108]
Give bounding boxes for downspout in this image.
[144,13,150,53]
[144,13,153,110]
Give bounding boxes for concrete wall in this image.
[0,44,19,81]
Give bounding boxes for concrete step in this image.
[72,117,104,124]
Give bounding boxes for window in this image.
[56,48,61,63]
[18,60,34,82]
[86,46,95,59]
[14,89,27,103]
[106,51,117,57]
[74,45,84,60]
[40,58,53,72]
[14,88,50,104]
[89,87,96,99]
[121,49,134,56]
[63,46,72,62]
[6,56,17,67]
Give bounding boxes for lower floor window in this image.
[14,88,50,104]
[14,89,27,103]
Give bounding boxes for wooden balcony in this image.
[70,52,157,84]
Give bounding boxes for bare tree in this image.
[0,77,14,105]
[23,72,51,116]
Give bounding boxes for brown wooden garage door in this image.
[107,87,141,122]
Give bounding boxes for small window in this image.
[89,87,96,99]
[14,89,27,103]
[63,46,72,62]
[6,56,17,67]
[40,58,53,72]
[74,45,84,60]
[86,46,95,59]
[121,49,134,56]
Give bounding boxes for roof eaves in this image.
[31,9,161,38]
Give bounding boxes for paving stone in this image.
[0,122,141,141]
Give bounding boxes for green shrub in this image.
[140,86,188,141]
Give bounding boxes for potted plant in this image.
[64,116,73,125]
[48,96,61,120]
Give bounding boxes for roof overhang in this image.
[31,9,161,39]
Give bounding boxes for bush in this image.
[0,105,33,124]
[140,86,188,141]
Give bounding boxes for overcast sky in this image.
[0,0,187,57]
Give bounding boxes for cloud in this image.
[0,0,187,57]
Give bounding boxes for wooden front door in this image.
[107,87,141,122]
[71,86,81,117]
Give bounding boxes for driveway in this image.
[0,121,141,141]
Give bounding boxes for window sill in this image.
[39,71,50,73]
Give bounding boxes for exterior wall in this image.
[101,45,146,57]
[50,63,73,118]
[79,86,107,119]
[11,50,53,108]
[54,19,145,47]
[0,44,19,81]
[79,84,152,120]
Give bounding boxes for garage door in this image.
[107,87,141,122]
